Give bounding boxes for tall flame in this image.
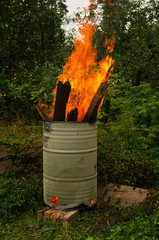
[37,0,114,121]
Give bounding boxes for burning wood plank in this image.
[83,82,108,121]
[36,104,53,121]
[83,70,110,121]
[67,108,78,121]
[53,81,71,121]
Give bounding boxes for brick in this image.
[50,210,61,221]
[41,209,78,227]
[44,209,55,221]
[62,210,79,228]
[37,207,50,221]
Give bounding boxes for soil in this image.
[95,214,126,232]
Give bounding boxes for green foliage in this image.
[104,200,159,240]
[0,0,71,119]
[0,0,67,69]
[0,120,43,166]
[0,169,43,223]
[97,114,154,187]
[0,64,62,119]
[0,120,43,223]
[97,77,159,188]
[30,65,61,105]
[105,215,159,239]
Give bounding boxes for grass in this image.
[0,120,159,240]
[0,200,159,240]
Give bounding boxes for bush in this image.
[0,168,43,223]
[0,65,61,120]
[97,79,159,188]
[0,121,43,224]
[0,120,43,166]
[97,113,157,188]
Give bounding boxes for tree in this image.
[0,0,68,118]
[95,0,159,86]
[0,0,68,71]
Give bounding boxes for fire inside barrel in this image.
[36,1,114,122]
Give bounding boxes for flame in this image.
[37,0,114,121]
[52,196,58,207]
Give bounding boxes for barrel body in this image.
[43,121,97,210]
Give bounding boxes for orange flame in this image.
[37,1,114,122]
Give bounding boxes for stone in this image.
[0,159,13,173]
[103,184,151,208]
[0,145,8,159]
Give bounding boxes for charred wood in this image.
[53,81,71,121]
[67,108,78,121]
[83,82,108,121]
[83,68,111,121]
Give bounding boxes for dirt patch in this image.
[99,214,125,226]
[94,214,126,232]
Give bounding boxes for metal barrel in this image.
[43,121,97,210]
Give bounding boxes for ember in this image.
[37,0,114,122]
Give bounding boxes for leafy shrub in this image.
[97,79,159,188]
[97,113,155,188]
[0,65,61,120]
[0,168,43,223]
[0,120,42,166]
[0,121,43,224]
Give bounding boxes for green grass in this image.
[0,200,159,240]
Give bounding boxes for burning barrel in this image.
[36,17,115,211]
[43,121,97,210]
